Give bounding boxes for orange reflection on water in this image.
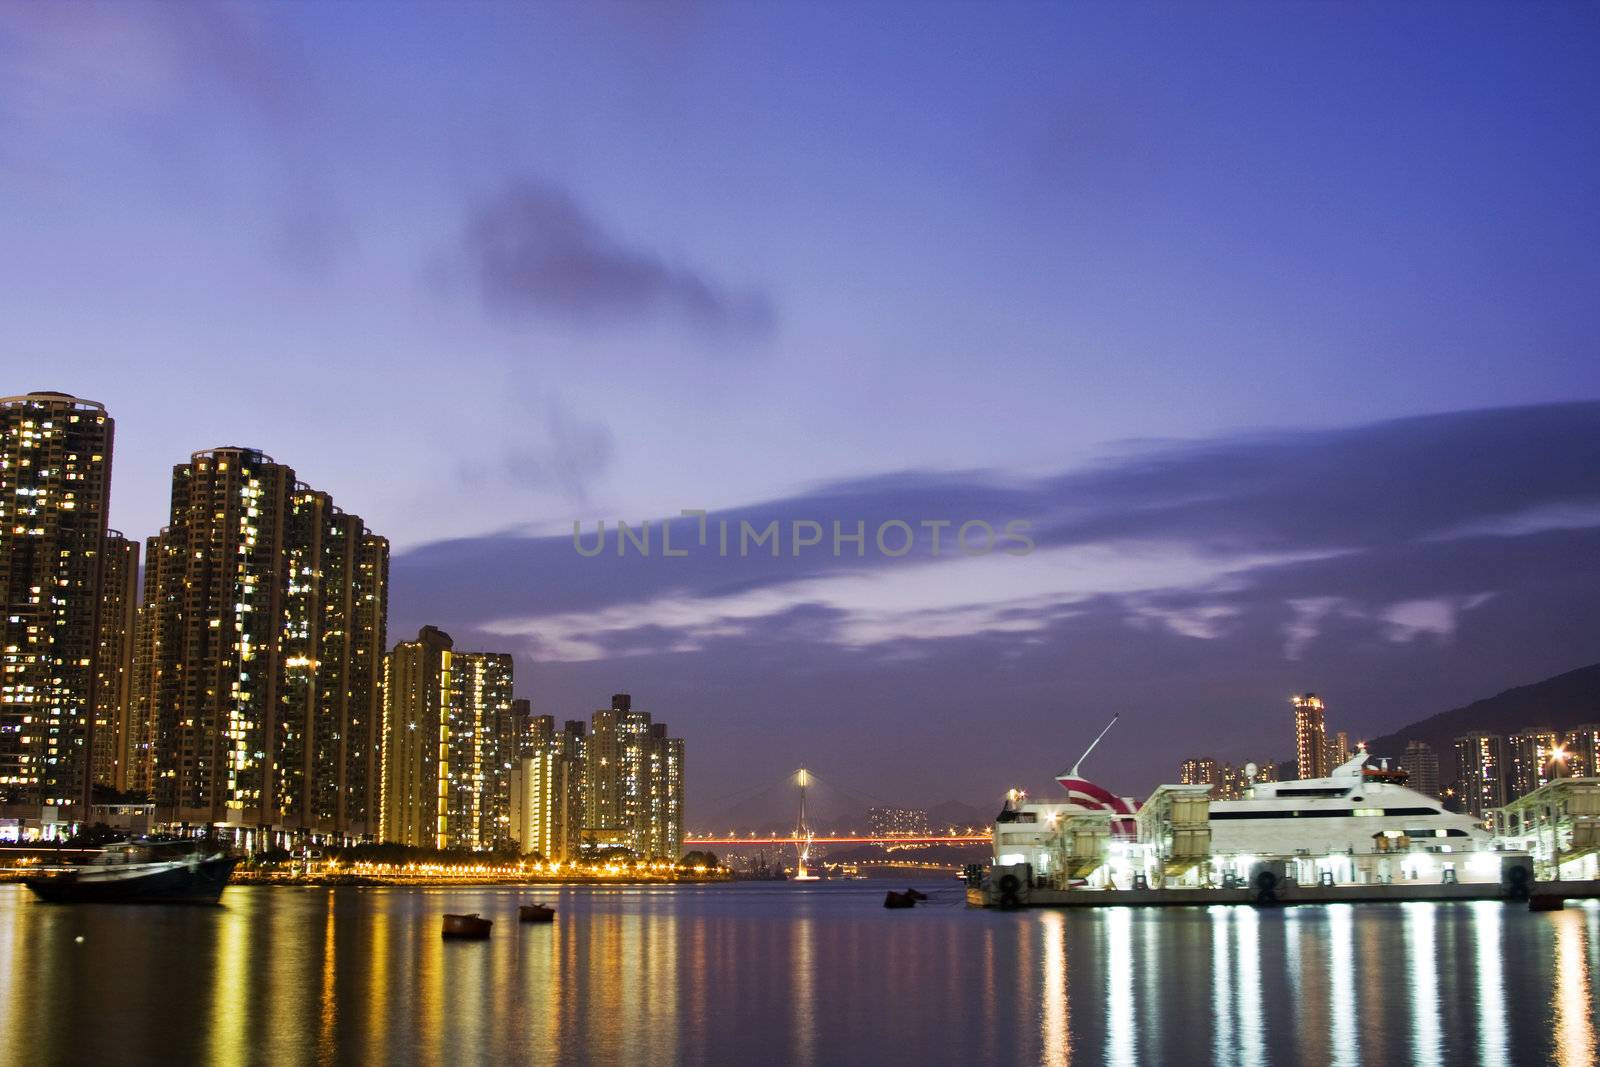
[1040,910,1070,1067]
[208,895,249,1067]
[1552,909,1596,1067]
[318,894,337,1064]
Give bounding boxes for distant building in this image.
[867,807,931,835]
[510,715,587,861]
[1217,760,1278,800]
[1,392,115,817]
[379,626,454,848]
[1328,730,1352,769]
[1293,694,1329,780]
[379,628,515,850]
[446,651,516,850]
[1400,740,1441,799]
[583,694,684,859]
[647,723,685,859]
[1563,725,1600,779]
[1454,732,1506,818]
[1506,730,1562,801]
[1179,759,1218,788]
[89,531,138,792]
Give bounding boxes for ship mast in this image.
[1062,714,1120,778]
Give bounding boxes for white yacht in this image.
[1208,752,1489,857]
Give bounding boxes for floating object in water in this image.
[904,888,929,901]
[519,902,555,923]
[884,891,917,909]
[24,840,238,905]
[442,913,493,939]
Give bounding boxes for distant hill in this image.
[1364,662,1600,767]
[925,799,993,830]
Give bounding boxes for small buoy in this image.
[74,936,84,943]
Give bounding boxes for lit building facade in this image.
[584,694,684,859]
[1506,730,1563,800]
[1217,760,1278,800]
[446,651,516,850]
[867,806,930,835]
[1179,758,1218,787]
[509,715,587,861]
[647,723,684,859]
[89,531,138,792]
[1564,725,1600,779]
[1293,694,1329,781]
[141,447,388,844]
[1328,730,1352,770]
[379,626,453,848]
[1454,732,1506,818]
[379,629,515,851]
[0,392,115,816]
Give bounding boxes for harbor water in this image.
[2,880,1597,1066]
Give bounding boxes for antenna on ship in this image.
[1063,714,1120,778]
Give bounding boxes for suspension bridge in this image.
[686,768,992,868]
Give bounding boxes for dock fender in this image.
[1254,869,1279,906]
[997,873,1023,909]
[1504,863,1531,902]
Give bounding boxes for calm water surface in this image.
[2,881,1597,1066]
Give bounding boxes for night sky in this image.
[4,3,1598,823]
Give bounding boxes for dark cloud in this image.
[446,179,775,339]
[390,402,1600,816]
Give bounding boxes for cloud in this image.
[390,401,1600,801]
[443,179,775,339]
[456,394,615,503]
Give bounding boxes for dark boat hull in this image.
[24,856,239,904]
[442,913,494,939]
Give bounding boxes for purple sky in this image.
[4,3,1599,825]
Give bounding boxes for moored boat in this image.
[442,912,493,939]
[24,840,239,904]
[519,902,555,923]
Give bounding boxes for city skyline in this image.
[7,7,1600,1067]
[6,388,1600,826]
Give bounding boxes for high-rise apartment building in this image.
[124,535,162,799]
[1216,759,1278,800]
[446,651,516,850]
[1,392,115,815]
[1400,740,1441,799]
[89,531,138,791]
[509,715,586,861]
[140,447,388,843]
[1293,694,1329,781]
[1328,730,1352,769]
[379,625,453,848]
[1506,730,1562,801]
[647,722,685,859]
[1179,758,1218,787]
[379,628,514,850]
[1454,732,1506,818]
[584,694,684,859]
[1563,725,1600,779]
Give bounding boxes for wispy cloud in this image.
[440,179,775,340]
[391,401,1600,799]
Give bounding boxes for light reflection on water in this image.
[1,884,1597,1066]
